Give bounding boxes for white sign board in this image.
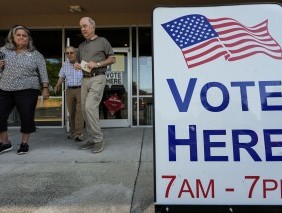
[106,71,123,86]
[153,4,282,205]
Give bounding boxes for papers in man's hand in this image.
[81,60,91,73]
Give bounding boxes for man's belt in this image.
[83,72,105,78]
[68,86,81,89]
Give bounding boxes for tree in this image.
[46,60,62,96]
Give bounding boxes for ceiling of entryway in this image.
[1,0,280,16]
[0,0,281,28]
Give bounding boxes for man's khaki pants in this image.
[66,87,84,136]
[81,75,106,143]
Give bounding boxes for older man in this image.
[54,46,84,142]
[74,17,116,153]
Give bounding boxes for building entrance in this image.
[62,47,131,130]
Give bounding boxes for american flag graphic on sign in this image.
[162,14,282,68]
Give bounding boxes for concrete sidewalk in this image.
[0,127,154,213]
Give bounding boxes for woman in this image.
[0,25,50,155]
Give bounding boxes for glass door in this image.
[100,47,131,127]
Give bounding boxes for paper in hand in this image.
[81,60,91,73]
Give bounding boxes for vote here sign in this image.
[153,3,282,206]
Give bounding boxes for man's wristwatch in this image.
[97,62,100,67]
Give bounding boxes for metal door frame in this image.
[100,47,131,128]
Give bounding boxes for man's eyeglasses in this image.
[65,52,74,55]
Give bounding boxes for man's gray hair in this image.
[65,46,77,52]
[88,18,96,27]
